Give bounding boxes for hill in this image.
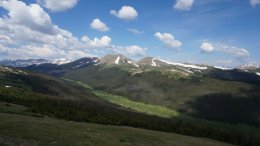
[0,102,235,146]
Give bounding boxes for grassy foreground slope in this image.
[0,102,234,146]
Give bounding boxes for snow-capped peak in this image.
[72,57,99,69]
[100,54,139,67]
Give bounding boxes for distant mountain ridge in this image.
[1,54,259,73]
[0,59,51,67]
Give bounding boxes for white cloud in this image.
[0,44,92,60]
[0,0,55,34]
[81,36,111,48]
[107,45,147,57]
[174,0,194,11]
[127,28,144,34]
[110,6,138,21]
[0,0,146,60]
[0,44,64,59]
[90,18,110,32]
[200,42,250,59]
[154,32,182,49]
[37,0,78,12]
[250,0,260,7]
[126,45,147,56]
[222,46,250,58]
[200,42,214,53]
[0,0,103,60]
[0,35,13,45]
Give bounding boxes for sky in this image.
[0,0,260,67]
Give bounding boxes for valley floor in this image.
[0,102,234,146]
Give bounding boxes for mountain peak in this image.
[100,54,139,67]
[137,57,169,67]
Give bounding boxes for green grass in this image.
[0,102,44,118]
[95,91,179,118]
[0,103,234,146]
[63,78,179,118]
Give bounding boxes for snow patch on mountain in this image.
[73,62,89,69]
[256,72,260,76]
[127,60,139,67]
[151,58,157,67]
[53,58,71,65]
[115,56,120,65]
[214,66,233,70]
[237,64,259,72]
[0,66,27,75]
[158,59,208,70]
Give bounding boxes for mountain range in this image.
[1,54,259,73]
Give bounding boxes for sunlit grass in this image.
[63,78,179,118]
[95,92,179,118]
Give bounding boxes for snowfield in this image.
[214,66,233,70]
[158,59,208,70]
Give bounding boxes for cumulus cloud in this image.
[0,0,147,60]
[250,0,260,7]
[0,44,91,60]
[126,45,147,56]
[110,6,138,21]
[200,42,214,53]
[154,32,182,49]
[222,46,250,58]
[0,0,55,34]
[90,18,110,32]
[200,42,250,59]
[0,35,13,45]
[107,45,147,57]
[81,36,111,48]
[127,28,144,34]
[174,0,194,11]
[37,0,78,12]
[0,0,107,60]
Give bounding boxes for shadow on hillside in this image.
[206,69,260,85]
[181,88,260,127]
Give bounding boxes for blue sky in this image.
[0,0,260,67]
